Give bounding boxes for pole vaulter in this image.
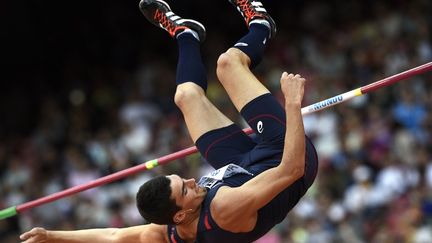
[1,62,431,220]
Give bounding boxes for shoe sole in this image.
[139,0,206,41]
[177,19,206,33]
[139,0,171,12]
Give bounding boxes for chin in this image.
[199,188,207,197]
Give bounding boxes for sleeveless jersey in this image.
[167,136,318,243]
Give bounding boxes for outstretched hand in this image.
[280,72,306,105]
[20,227,48,243]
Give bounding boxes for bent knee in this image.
[174,83,205,109]
[216,51,239,70]
[216,49,250,77]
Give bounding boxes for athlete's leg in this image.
[139,0,236,142]
[217,0,277,112]
[218,1,319,181]
[174,83,234,142]
[216,0,287,144]
[139,0,257,169]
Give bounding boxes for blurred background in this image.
[1,0,432,242]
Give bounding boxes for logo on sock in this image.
[263,38,267,44]
[257,121,264,133]
[234,42,249,47]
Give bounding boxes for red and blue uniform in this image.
[168,93,318,243]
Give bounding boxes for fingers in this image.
[280,72,306,104]
[290,73,304,80]
[20,230,32,240]
[280,73,304,84]
[281,72,305,81]
[20,227,45,242]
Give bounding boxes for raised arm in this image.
[212,72,306,231]
[20,224,168,243]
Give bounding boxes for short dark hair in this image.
[136,175,180,225]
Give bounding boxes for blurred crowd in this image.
[1,0,432,242]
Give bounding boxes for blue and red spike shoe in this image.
[228,0,276,39]
[139,0,206,42]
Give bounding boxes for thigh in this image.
[176,82,234,143]
[217,48,271,112]
[195,124,256,169]
[240,93,286,145]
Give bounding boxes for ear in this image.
[173,209,192,224]
[173,210,186,224]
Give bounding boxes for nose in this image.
[185,178,196,187]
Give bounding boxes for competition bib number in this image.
[198,164,253,189]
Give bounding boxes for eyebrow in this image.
[181,179,185,197]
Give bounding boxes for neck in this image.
[176,207,201,241]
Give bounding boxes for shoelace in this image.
[236,0,264,23]
[153,9,177,36]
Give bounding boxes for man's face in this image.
[167,174,207,212]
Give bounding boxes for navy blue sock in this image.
[234,23,270,69]
[176,33,207,92]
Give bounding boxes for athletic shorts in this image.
[195,93,318,188]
